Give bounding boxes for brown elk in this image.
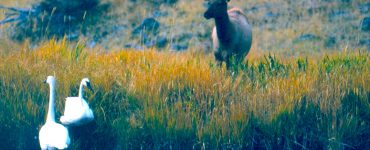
[204,0,252,69]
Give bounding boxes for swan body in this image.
[60,97,94,125]
[39,122,70,149]
[60,78,94,126]
[39,76,70,149]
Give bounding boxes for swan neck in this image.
[78,82,84,98]
[46,83,56,122]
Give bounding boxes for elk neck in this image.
[214,11,233,44]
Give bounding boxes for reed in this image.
[0,40,368,149]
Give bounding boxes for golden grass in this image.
[0,40,369,149]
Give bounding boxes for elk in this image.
[204,0,252,69]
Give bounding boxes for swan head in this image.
[44,76,56,85]
[81,78,94,92]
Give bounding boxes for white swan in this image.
[39,76,70,150]
[60,78,94,126]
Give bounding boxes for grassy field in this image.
[0,40,369,149]
[0,0,369,149]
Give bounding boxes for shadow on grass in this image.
[0,85,368,149]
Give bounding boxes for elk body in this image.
[204,0,252,69]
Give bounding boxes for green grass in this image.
[0,40,369,149]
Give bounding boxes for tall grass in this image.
[0,40,369,149]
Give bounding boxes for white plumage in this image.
[60,78,94,126]
[39,122,70,150]
[39,76,70,150]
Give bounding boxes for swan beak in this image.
[86,82,94,92]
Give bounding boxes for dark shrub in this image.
[4,0,110,43]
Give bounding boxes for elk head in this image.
[204,0,230,19]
